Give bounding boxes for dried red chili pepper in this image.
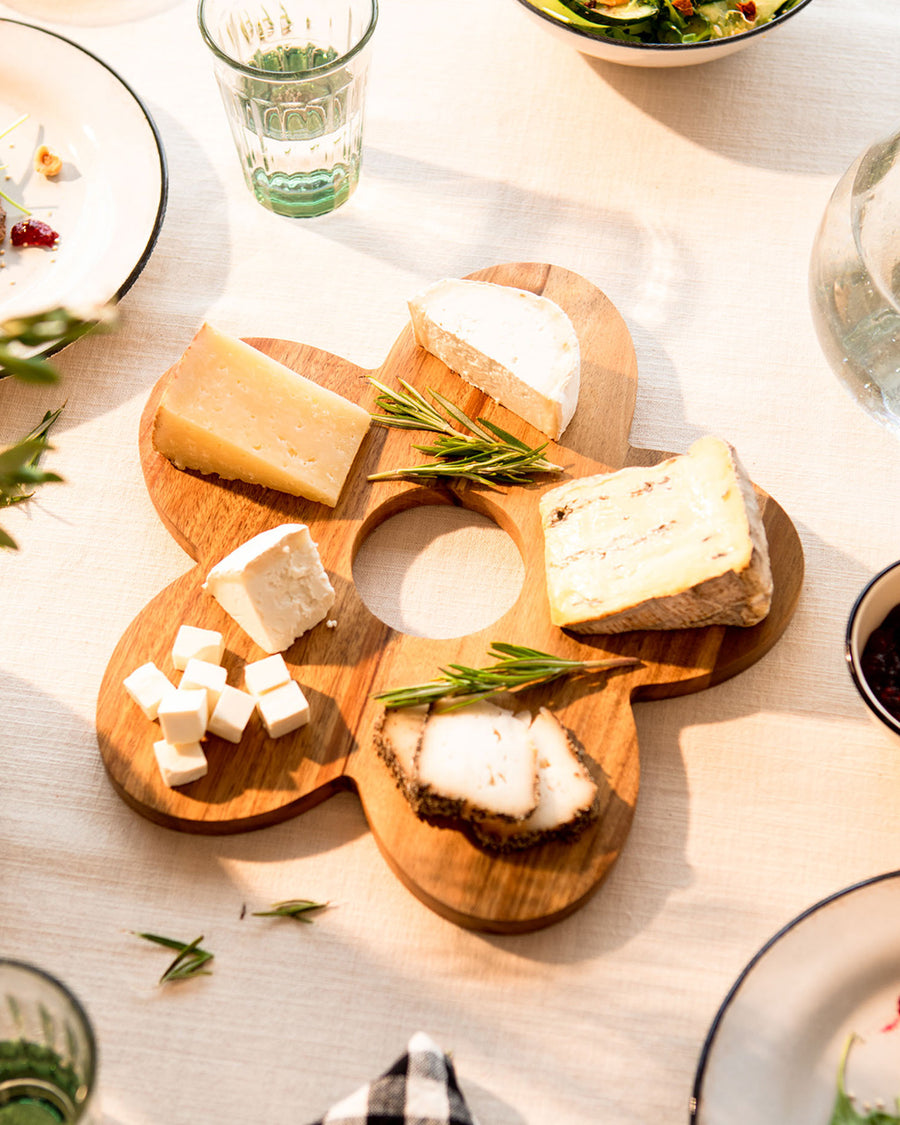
[736,1,757,19]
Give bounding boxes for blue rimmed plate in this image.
[0,19,166,342]
[692,871,900,1123]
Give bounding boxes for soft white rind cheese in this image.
[539,435,774,633]
[408,278,580,439]
[204,524,335,653]
[152,323,370,507]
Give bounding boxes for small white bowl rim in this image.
[512,0,816,55]
[845,557,900,737]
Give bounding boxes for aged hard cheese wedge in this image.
[539,435,773,633]
[204,524,335,653]
[374,700,600,850]
[408,278,580,439]
[152,323,370,507]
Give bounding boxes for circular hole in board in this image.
[352,505,524,639]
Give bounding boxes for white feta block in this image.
[153,738,208,788]
[207,685,257,743]
[203,524,335,653]
[157,688,208,745]
[123,661,174,720]
[180,657,228,711]
[172,624,225,671]
[244,653,291,696]
[256,680,310,738]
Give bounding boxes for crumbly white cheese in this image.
[256,679,310,738]
[123,661,174,720]
[172,624,224,671]
[157,687,209,746]
[244,653,291,696]
[408,278,580,439]
[152,323,370,507]
[153,738,208,788]
[204,524,335,653]
[539,435,773,633]
[207,684,257,743]
[179,658,227,712]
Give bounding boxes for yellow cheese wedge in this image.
[152,323,370,507]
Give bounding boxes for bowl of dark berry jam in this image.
[847,561,900,739]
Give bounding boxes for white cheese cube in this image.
[123,661,174,720]
[207,685,257,743]
[157,688,209,745]
[179,657,228,711]
[151,323,370,507]
[172,624,225,671]
[204,524,335,653]
[244,653,291,696]
[153,738,208,788]
[256,680,310,738]
[408,278,580,439]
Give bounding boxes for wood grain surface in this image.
[95,262,804,933]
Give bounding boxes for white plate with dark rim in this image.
[0,18,166,344]
[691,871,900,1123]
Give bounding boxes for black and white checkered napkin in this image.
[307,1032,479,1125]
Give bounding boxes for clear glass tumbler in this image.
[0,960,98,1124]
[809,125,900,434]
[198,0,378,218]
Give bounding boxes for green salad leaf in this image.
[830,1035,900,1125]
[550,0,804,45]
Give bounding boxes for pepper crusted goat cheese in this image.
[151,323,370,507]
[204,524,335,653]
[408,278,580,439]
[375,701,599,850]
[539,435,773,633]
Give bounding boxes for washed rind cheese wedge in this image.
[539,435,773,633]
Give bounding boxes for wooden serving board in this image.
[96,262,804,933]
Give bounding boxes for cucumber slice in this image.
[557,0,660,26]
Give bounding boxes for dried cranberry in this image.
[10,218,59,248]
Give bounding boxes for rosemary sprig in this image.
[0,114,30,216]
[366,376,561,487]
[375,642,641,710]
[134,932,214,984]
[252,899,329,923]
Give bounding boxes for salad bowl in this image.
[511,0,816,68]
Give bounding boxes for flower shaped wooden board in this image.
[96,262,803,933]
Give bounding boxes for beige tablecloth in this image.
[2,1,900,1122]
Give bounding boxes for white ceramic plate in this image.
[0,18,166,326]
[692,871,900,1123]
[511,0,816,68]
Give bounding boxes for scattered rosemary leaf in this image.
[375,642,641,710]
[366,376,561,487]
[252,899,329,923]
[134,932,214,984]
